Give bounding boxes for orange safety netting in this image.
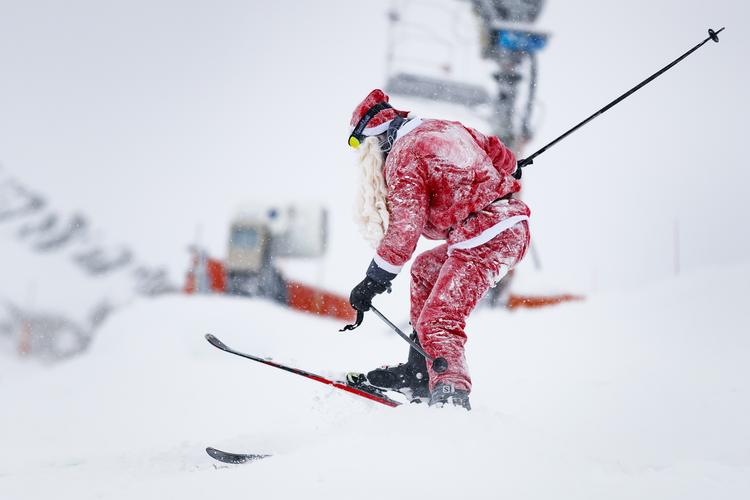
[506,294,584,309]
[286,281,357,322]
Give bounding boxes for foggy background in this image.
[1,0,746,304]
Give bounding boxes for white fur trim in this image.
[395,117,423,141]
[374,253,403,274]
[363,116,423,140]
[363,120,392,136]
[448,215,529,254]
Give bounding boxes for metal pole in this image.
[517,27,725,171]
[370,306,448,373]
[674,218,681,276]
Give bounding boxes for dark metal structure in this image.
[382,0,549,308]
[470,0,548,147]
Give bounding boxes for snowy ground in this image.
[2,261,748,499]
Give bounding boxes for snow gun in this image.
[513,27,725,178]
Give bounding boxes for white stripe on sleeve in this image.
[373,253,403,274]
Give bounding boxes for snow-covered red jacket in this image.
[368,118,530,281]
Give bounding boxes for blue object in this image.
[231,227,259,249]
[496,29,548,53]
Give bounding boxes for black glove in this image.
[513,158,531,179]
[349,276,390,312]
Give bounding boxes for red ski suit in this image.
[373,118,530,392]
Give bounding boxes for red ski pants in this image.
[410,221,530,392]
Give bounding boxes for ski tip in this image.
[205,446,229,461]
[205,333,228,350]
[206,446,270,464]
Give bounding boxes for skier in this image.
[347,89,531,410]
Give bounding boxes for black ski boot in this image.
[365,331,430,399]
[428,383,471,411]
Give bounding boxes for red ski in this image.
[205,334,401,407]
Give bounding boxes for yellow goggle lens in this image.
[348,136,361,149]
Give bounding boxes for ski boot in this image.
[428,383,471,411]
[348,331,430,401]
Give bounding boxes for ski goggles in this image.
[348,102,393,149]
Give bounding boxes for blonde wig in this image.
[354,136,389,247]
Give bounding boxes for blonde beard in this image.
[354,136,389,248]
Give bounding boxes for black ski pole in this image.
[370,305,448,373]
[516,27,725,173]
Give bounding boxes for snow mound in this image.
[2,262,749,499]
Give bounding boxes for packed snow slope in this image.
[2,262,749,499]
[1,0,748,302]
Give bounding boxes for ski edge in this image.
[204,333,402,408]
